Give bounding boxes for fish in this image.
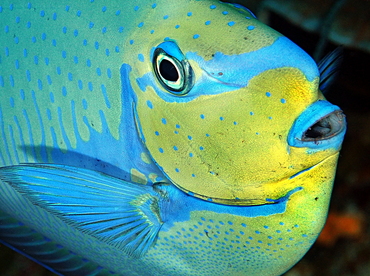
[0,0,346,275]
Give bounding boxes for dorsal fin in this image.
[0,164,168,258]
[318,47,343,94]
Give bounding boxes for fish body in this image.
[0,1,346,275]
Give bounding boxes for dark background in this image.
[1,0,369,275]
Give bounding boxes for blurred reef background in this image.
[1,0,369,275]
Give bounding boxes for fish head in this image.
[122,1,346,205]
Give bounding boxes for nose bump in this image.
[288,100,346,150]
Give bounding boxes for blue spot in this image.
[147,100,153,109]
[193,34,200,39]
[61,51,67,58]
[102,6,107,12]
[152,3,157,8]
[78,80,83,90]
[53,13,57,20]
[101,27,107,34]
[150,29,155,34]
[205,20,211,25]
[86,59,91,67]
[281,99,286,104]
[161,118,167,124]
[56,67,61,75]
[189,153,193,157]
[302,234,308,238]
[76,10,81,17]
[200,114,205,119]
[174,131,179,134]
[115,10,121,16]
[88,82,93,91]
[96,68,101,76]
[138,54,144,62]
[175,124,180,129]
[241,223,247,227]
[118,26,124,33]
[89,22,94,28]
[40,10,45,17]
[74,56,78,64]
[247,26,255,30]
[68,72,73,81]
[134,6,139,11]
[9,75,14,87]
[255,230,261,234]
[163,15,169,19]
[175,25,180,29]
[233,121,238,125]
[210,5,216,9]
[228,221,233,225]
[279,222,284,225]
[154,131,159,136]
[82,99,88,110]
[219,117,224,121]
[138,22,144,28]
[188,136,192,140]
[46,109,51,120]
[199,146,204,151]
[266,92,271,97]
[175,168,180,172]
[26,70,31,81]
[207,198,213,202]
[105,49,110,56]
[159,148,164,153]
[107,68,112,78]
[47,75,52,85]
[130,40,134,45]
[228,21,235,26]
[268,116,273,120]
[37,79,42,90]
[14,36,19,44]
[34,55,39,65]
[26,22,31,28]
[187,12,192,16]
[173,146,178,151]
[115,46,120,52]
[95,41,99,49]
[250,112,254,115]
[192,174,196,177]
[222,11,229,15]
[52,39,57,46]
[62,26,67,34]
[27,3,31,9]
[205,133,210,137]
[49,92,54,103]
[62,86,67,96]
[65,5,70,12]
[41,33,46,40]
[14,60,19,69]
[31,36,36,43]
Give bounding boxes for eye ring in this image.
[153,42,194,95]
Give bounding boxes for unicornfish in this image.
[0,0,346,275]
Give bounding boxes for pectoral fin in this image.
[0,164,168,258]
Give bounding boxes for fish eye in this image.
[153,42,194,95]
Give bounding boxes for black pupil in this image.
[159,59,179,82]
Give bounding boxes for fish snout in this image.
[288,100,346,150]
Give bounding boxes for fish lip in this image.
[288,100,346,150]
[301,110,346,142]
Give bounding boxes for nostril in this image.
[303,111,345,141]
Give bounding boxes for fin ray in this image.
[0,164,167,258]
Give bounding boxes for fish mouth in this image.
[301,110,345,142]
[288,100,346,150]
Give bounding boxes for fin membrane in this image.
[0,164,167,258]
[318,46,343,94]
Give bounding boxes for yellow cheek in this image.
[135,67,326,204]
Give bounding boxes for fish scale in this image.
[0,0,346,275]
